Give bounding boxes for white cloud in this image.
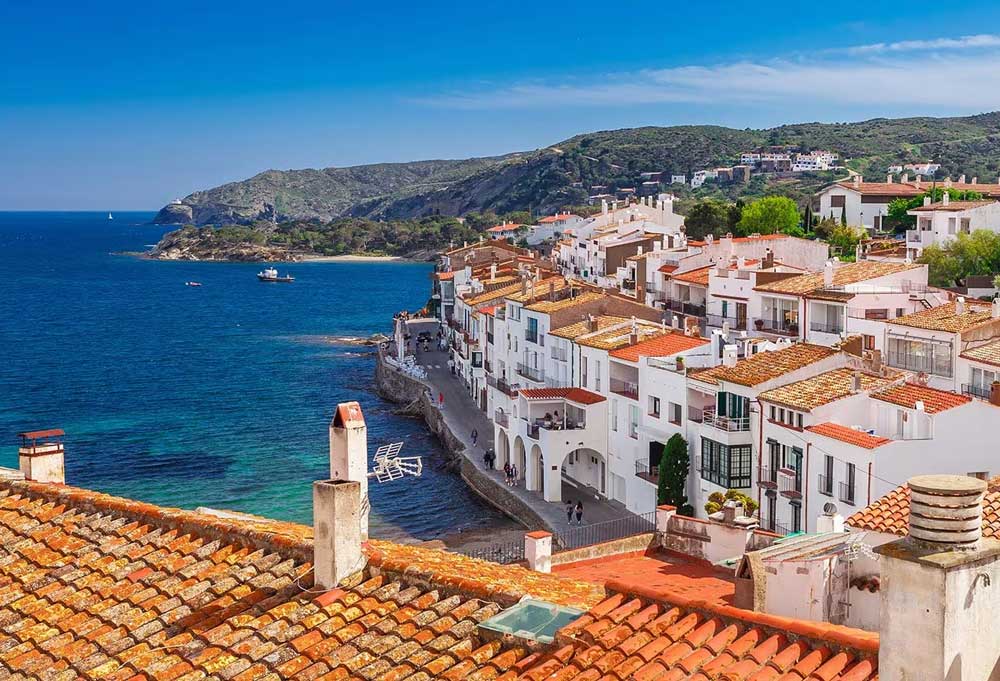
[413,35,1000,111]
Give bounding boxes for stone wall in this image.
[374,347,550,532]
[550,532,658,568]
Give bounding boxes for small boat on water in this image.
[108,212,113,221]
[185,281,202,287]
[257,267,294,283]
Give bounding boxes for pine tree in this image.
[657,433,693,516]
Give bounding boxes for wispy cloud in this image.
[413,35,1000,111]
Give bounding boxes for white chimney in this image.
[959,174,966,184]
[329,401,370,540]
[901,172,909,183]
[313,479,363,589]
[722,345,738,367]
[815,508,845,534]
[992,298,1000,319]
[942,192,950,207]
[823,261,834,288]
[886,173,893,183]
[876,475,1000,681]
[490,263,497,281]
[17,429,65,484]
[956,296,966,315]
[923,196,932,206]
[972,176,978,184]
[853,175,861,188]
[851,371,862,393]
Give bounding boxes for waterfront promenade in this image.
[402,319,636,536]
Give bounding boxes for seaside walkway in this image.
[403,320,636,535]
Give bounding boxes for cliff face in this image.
[148,226,295,262]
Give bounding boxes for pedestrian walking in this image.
[574,501,584,525]
[471,428,478,446]
[448,358,455,375]
[503,462,511,485]
[565,501,574,524]
[511,464,518,485]
[438,392,444,409]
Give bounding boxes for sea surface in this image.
[0,212,516,543]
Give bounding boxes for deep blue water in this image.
[0,212,513,542]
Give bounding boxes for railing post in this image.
[524,531,552,573]
[656,505,676,536]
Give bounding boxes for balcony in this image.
[635,461,658,484]
[810,321,844,335]
[839,481,856,505]
[818,473,833,496]
[962,383,993,401]
[610,378,639,400]
[550,346,568,362]
[754,318,799,336]
[757,466,777,489]
[778,469,802,499]
[516,363,545,383]
[487,375,519,397]
[706,314,746,330]
[702,407,750,432]
[494,410,509,428]
[683,302,706,318]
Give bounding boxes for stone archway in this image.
[528,444,544,493]
[513,436,526,482]
[496,428,511,468]
[564,447,608,497]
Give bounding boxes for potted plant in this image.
[754,319,764,331]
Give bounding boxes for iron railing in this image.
[778,470,802,499]
[757,466,777,488]
[886,350,953,378]
[683,302,706,317]
[810,321,844,334]
[553,511,657,550]
[702,407,750,432]
[962,383,992,400]
[706,315,746,330]
[839,481,856,505]
[457,541,524,565]
[610,378,639,400]
[494,410,509,427]
[754,318,799,335]
[635,461,658,484]
[516,363,545,383]
[818,473,833,496]
[487,375,519,397]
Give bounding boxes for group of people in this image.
[565,500,585,525]
[503,461,519,486]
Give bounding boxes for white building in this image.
[670,174,686,185]
[905,196,1000,257]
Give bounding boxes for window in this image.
[581,357,588,387]
[864,308,888,320]
[895,308,905,318]
[769,405,776,420]
[863,334,876,351]
[820,455,834,495]
[841,463,856,504]
[887,336,953,377]
[611,399,618,432]
[791,504,802,533]
[669,402,683,425]
[628,405,640,439]
[700,439,752,488]
[594,361,602,391]
[796,413,803,429]
[649,396,661,418]
[830,195,846,208]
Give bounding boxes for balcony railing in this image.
[778,469,802,499]
[702,407,750,432]
[839,481,856,505]
[818,473,833,496]
[810,321,844,335]
[683,302,706,318]
[550,346,568,362]
[757,466,777,489]
[610,378,639,400]
[516,363,545,383]
[706,314,746,330]
[886,350,953,378]
[755,318,799,335]
[635,461,658,484]
[962,383,993,401]
[487,375,519,397]
[484,360,492,373]
[494,410,509,428]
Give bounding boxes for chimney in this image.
[850,371,862,393]
[586,314,598,333]
[876,475,1000,681]
[815,507,845,534]
[959,174,966,184]
[942,192,950,207]
[886,173,893,183]
[763,248,774,269]
[329,402,370,540]
[923,196,932,206]
[629,317,639,345]
[901,172,909,183]
[990,381,1000,407]
[853,175,861,188]
[490,263,497,281]
[956,296,966,315]
[823,261,834,288]
[972,176,978,184]
[17,429,65,484]
[993,297,1000,319]
[312,479,364,589]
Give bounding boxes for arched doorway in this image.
[513,436,526,483]
[528,444,544,493]
[564,448,608,497]
[496,428,510,468]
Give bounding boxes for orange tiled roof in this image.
[435,271,455,280]
[909,199,996,212]
[657,264,679,274]
[961,337,1000,367]
[754,261,921,297]
[758,367,901,412]
[807,422,893,449]
[837,179,1000,198]
[462,281,526,307]
[609,332,709,362]
[525,291,605,313]
[872,382,971,413]
[549,316,630,340]
[538,213,578,223]
[576,322,667,351]
[518,387,606,405]
[670,265,712,287]
[849,477,1000,538]
[690,343,837,387]
[888,300,995,333]
[0,478,613,681]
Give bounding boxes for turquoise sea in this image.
[0,212,515,542]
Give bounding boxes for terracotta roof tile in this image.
[806,423,892,449]
[848,477,1000,538]
[609,333,709,363]
[549,316,629,340]
[755,261,921,297]
[871,382,971,413]
[961,337,1000,367]
[909,200,996,212]
[758,368,902,412]
[576,323,668,351]
[517,387,606,405]
[525,291,604,313]
[888,301,996,333]
[689,344,837,387]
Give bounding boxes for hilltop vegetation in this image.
[155,112,1000,227]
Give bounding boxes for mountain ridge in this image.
[155,113,1000,226]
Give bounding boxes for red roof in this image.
[807,422,892,449]
[435,271,455,280]
[518,387,606,405]
[872,383,971,414]
[538,213,578,223]
[609,332,709,362]
[17,428,64,440]
[657,264,679,274]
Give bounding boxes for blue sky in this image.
[4,1,1000,210]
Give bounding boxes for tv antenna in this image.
[368,442,423,483]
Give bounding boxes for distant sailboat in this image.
[108,212,113,221]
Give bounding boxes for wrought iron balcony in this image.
[610,378,639,400]
[810,321,844,335]
[839,481,856,505]
[706,314,746,330]
[778,469,802,499]
[754,318,799,335]
[757,466,777,489]
[516,363,545,383]
[635,461,658,484]
[494,410,509,428]
[818,473,833,496]
[702,407,750,432]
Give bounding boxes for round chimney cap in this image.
[908,474,987,496]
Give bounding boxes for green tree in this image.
[683,199,731,239]
[828,225,864,260]
[812,216,838,240]
[657,434,693,516]
[736,196,800,235]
